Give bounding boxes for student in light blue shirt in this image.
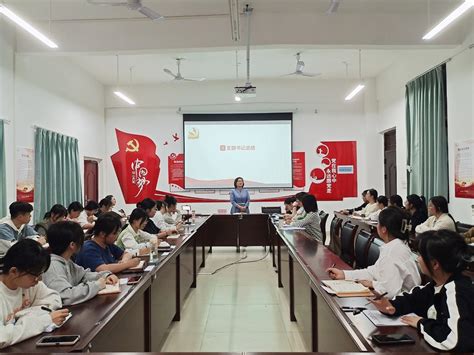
[230,177,250,214]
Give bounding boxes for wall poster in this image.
[454,139,474,198]
[16,147,35,202]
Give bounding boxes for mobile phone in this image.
[127,276,142,285]
[371,333,415,346]
[36,335,80,347]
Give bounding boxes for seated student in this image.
[35,204,67,237]
[152,200,182,232]
[75,212,140,273]
[367,195,388,221]
[163,195,182,225]
[354,189,379,216]
[95,198,113,218]
[0,202,44,255]
[137,199,176,237]
[415,196,456,234]
[388,194,404,209]
[116,208,158,256]
[284,192,308,223]
[327,207,421,299]
[371,230,474,352]
[464,227,474,244]
[405,194,428,232]
[287,194,323,242]
[0,239,69,349]
[342,189,368,214]
[283,197,296,215]
[42,221,119,306]
[105,195,126,218]
[66,201,83,221]
[75,200,99,230]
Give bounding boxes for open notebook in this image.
[321,280,373,297]
[98,283,121,295]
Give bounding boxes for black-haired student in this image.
[342,189,368,214]
[116,208,159,256]
[152,200,181,232]
[75,212,140,273]
[283,197,296,214]
[367,195,388,221]
[287,194,322,242]
[75,200,99,230]
[388,194,404,209]
[0,239,69,349]
[415,196,456,233]
[42,221,119,306]
[66,201,84,221]
[354,189,379,216]
[283,192,308,223]
[95,198,113,218]
[371,230,474,352]
[405,194,428,232]
[0,202,42,254]
[327,207,421,299]
[35,204,67,237]
[163,195,182,224]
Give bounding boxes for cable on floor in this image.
[198,247,270,275]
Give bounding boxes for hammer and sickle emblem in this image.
[126,139,140,152]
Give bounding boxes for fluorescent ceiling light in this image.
[0,5,58,48]
[229,0,240,42]
[345,84,365,101]
[423,0,474,40]
[114,91,136,105]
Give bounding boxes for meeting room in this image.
[0,0,473,353]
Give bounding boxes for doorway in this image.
[384,130,397,197]
[84,159,99,203]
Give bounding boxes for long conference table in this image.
[3,213,436,353]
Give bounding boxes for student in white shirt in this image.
[75,201,99,230]
[367,195,388,221]
[66,201,83,221]
[43,221,119,306]
[0,239,69,349]
[354,188,379,217]
[116,208,158,256]
[415,195,456,234]
[163,195,182,225]
[152,200,181,232]
[105,195,127,219]
[283,192,308,224]
[327,207,421,299]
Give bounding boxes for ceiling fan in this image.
[163,58,206,82]
[86,0,164,21]
[283,52,321,78]
[326,0,341,14]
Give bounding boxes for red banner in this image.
[308,141,357,201]
[168,153,184,190]
[111,129,161,204]
[292,152,306,188]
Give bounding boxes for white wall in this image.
[104,79,376,214]
[13,54,107,205]
[376,42,474,223]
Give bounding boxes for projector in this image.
[234,85,256,98]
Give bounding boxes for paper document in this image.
[321,280,373,297]
[280,226,306,231]
[98,283,121,295]
[363,310,417,326]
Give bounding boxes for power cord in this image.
[198,247,270,276]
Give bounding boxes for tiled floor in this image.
[160,247,308,352]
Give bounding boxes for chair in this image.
[261,206,282,214]
[319,211,329,245]
[340,222,357,266]
[354,230,372,269]
[456,222,473,234]
[328,216,343,254]
[366,237,385,267]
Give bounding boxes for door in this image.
[84,160,99,203]
[384,130,397,197]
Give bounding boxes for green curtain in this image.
[0,120,6,217]
[34,128,82,223]
[405,64,448,201]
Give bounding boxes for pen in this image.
[41,306,52,313]
[330,262,336,268]
[364,291,388,306]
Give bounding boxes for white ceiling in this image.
[4,0,473,84]
[68,48,452,85]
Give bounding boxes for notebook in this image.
[98,283,121,295]
[321,280,373,297]
[363,310,417,326]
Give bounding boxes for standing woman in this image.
[230,177,250,214]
